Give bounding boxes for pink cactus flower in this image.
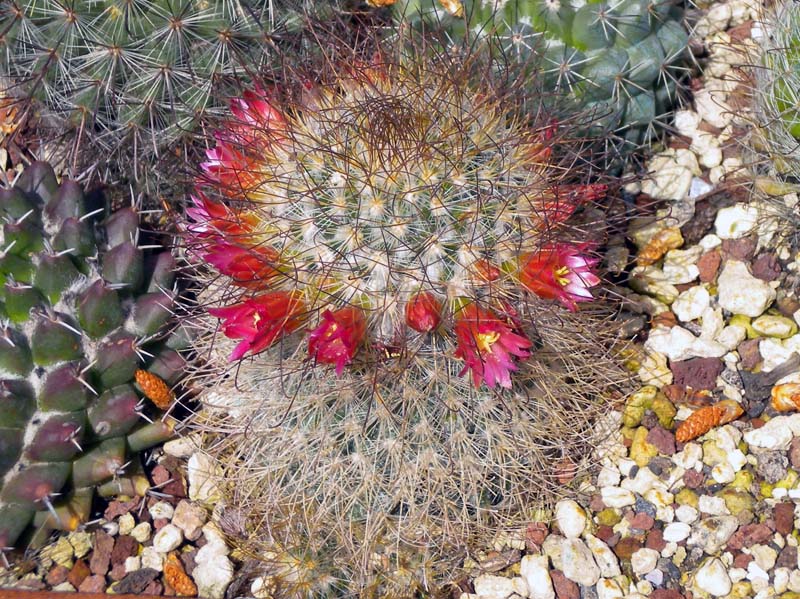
[202,244,280,289]
[208,291,307,361]
[405,291,442,333]
[519,244,601,311]
[454,304,532,389]
[308,307,368,375]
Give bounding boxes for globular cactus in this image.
[753,0,800,177]
[0,0,312,173]
[389,0,689,156]
[0,161,184,550]
[183,40,629,595]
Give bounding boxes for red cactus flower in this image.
[203,244,281,288]
[405,291,442,333]
[454,303,532,389]
[308,307,368,375]
[208,291,307,361]
[519,244,601,311]
[186,192,258,240]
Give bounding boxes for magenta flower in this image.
[519,244,601,311]
[308,307,368,375]
[454,304,532,389]
[208,291,306,361]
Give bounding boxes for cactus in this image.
[0,0,318,177]
[389,0,689,156]
[183,38,629,595]
[0,161,183,549]
[753,0,800,177]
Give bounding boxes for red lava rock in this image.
[589,494,606,512]
[45,565,70,587]
[113,568,160,594]
[737,339,762,371]
[750,418,765,429]
[16,577,46,590]
[774,502,795,536]
[551,569,579,599]
[629,512,656,531]
[751,252,782,281]
[111,535,140,564]
[89,530,115,576]
[777,545,798,568]
[104,498,139,521]
[646,529,667,552]
[595,525,616,543]
[179,549,198,577]
[78,574,107,594]
[650,590,685,599]
[790,437,800,471]
[721,235,757,261]
[109,562,128,582]
[733,552,753,568]
[670,357,724,391]
[727,523,773,550]
[613,536,644,560]
[697,250,721,283]
[152,465,172,486]
[778,296,800,318]
[144,581,165,596]
[154,517,170,530]
[526,522,548,551]
[646,426,677,456]
[67,559,90,589]
[683,469,705,489]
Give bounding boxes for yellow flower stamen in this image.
[554,266,571,287]
[476,331,500,353]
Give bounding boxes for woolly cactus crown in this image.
[182,37,627,596]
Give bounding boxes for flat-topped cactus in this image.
[0,161,184,549]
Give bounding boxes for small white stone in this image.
[641,150,695,200]
[621,467,664,496]
[194,541,235,599]
[595,578,624,599]
[250,576,274,599]
[711,462,735,484]
[674,110,702,137]
[698,496,730,515]
[714,203,759,239]
[472,575,528,599]
[788,569,800,592]
[673,286,710,322]
[172,500,208,542]
[717,325,747,352]
[726,448,747,472]
[188,452,224,504]
[747,560,770,581]
[631,548,660,576]
[152,523,183,553]
[163,434,201,459]
[673,443,703,470]
[141,546,164,572]
[717,261,776,317]
[753,315,797,338]
[751,544,778,572]
[561,538,601,587]
[597,464,621,488]
[663,522,692,543]
[644,326,698,362]
[520,555,554,599]
[585,534,621,578]
[149,501,175,521]
[124,556,141,573]
[555,500,586,539]
[728,567,747,583]
[695,558,732,597]
[675,505,699,524]
[601,486,636,508]
[695,88,732,129]
[131,522,152,543]
[688,516,740,554]
[51,582,76,593]
[743,415,800,451]
[775,567,791,594]
[118,513,135,536]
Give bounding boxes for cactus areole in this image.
[188,55,605,390]
[0,162,183,549]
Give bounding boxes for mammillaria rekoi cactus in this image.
[184,42,629,595]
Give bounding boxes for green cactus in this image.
[0,0,315,173]
[0,161,184,549]
[754,0,800,176]
[391,0,689,155]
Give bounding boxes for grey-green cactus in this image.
[0,161,183,549]
[392,0,689,152]
[0,0,306,164]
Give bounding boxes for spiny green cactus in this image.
[0,161,184,550]
[754,0,800,177]
[183,38,630,596]
[0,0,313,171]
[391,0,689,155]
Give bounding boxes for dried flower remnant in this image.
[674,400,744,443]
[135,370,175,410]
